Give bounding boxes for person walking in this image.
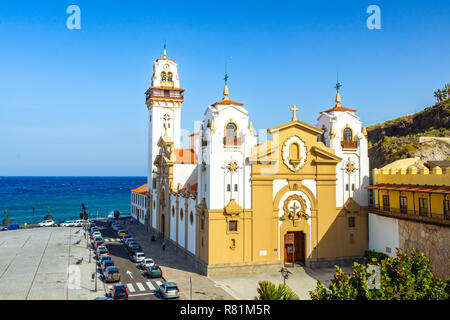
[162,241,166,251]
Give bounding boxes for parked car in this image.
[128,243,141,253]
[158,282,179,299]
[124,238,135,246]
[132,252,146,263]
[60,220,75,227]
[92,231,102,238]
[104,266,120,283]
[2,224,20,231]
[93,236,103,243]
[97,246,109,259]
[146,265,163,278]
[94,241,105,249]
[140,258,155,269]
[101,260,115,273]
[109,284,128,300]
[98,255,112,266]
[120,234,132,243]
[117,230,126,237]
[38,220,55,227]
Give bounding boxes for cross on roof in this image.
[290,105,299,121]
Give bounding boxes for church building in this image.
[130,49,370,275]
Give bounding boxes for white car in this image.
[132,252,146,263]
[60,220,75,227]
[140,258,155,269]
[92,231,102,238]
[38,220,55,227]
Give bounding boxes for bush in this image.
[310,248,449,300]
[254,280,300,300]
[364,250,389,262]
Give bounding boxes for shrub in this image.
[254,280,300,300]
[364,250,389,262]
[310,248,449,300]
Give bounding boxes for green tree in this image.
[310,248,449,300]
[254,280,300,300]
[434,89,444,102]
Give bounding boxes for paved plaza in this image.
[0,226,104,300]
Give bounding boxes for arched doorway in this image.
[284,231,305,266]
[161,214,165,237]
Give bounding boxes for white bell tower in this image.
[145,46,184,189]
[316,81,369,207]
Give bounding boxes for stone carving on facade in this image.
[282,194,309,226]
[282,136,307,172]
[224,198,242,217]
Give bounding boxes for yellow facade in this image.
[203,119,369,269]
[151,112,370,273]
[370,167,450,221]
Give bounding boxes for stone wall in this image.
[398,219,450,278]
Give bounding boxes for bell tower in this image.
[145,46,184,188]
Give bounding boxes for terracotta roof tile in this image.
[131,184,147,194]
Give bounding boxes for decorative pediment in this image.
[310,146,342,164]
[343,197,361,213]
[224,199,242,216]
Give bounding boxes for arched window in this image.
[343,128,353,141]
[180,208,184,220]
[172,206,175,217]
[289,143,300,160]
[190,211,194,224]
[167,72,173,82]
[161,71,167,81]
[226,122,237,138]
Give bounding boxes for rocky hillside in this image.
[366,99,450,169]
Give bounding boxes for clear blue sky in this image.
[1,0,449,176]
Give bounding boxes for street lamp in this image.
[279,267,292,286]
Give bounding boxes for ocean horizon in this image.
[0,176,147,226]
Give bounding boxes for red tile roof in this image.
[174,148,197,164]
[323,105,357,113]
[131,184,147,194]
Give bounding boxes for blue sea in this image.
[0,177,147,226]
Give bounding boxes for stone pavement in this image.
[115,219,236,300]
[211,265,354,300]
[0,226,105,300]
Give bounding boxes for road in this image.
[94,220,165,300]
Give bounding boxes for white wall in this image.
[368,213,399,257]
[187,197,196,254]
[316,109,369,208]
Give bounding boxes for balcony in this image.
[369,205,450,227]
[341,140,358,149]
[223,136,241,146]
[146,89,184,101]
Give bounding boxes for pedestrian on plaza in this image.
[162,241,166,251]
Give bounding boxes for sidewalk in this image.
[0,227,105,300]
[116,219,236,300]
